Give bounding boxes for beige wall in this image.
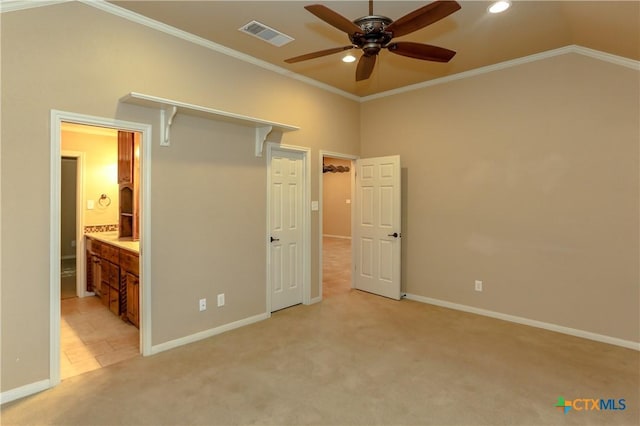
[2,1,638,396]
[62,129,119,228]
[1,2,360,391]
[360,53,639,343]
[322,157,352,237]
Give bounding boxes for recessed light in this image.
[488,1,511,14]
[342,54,356,63]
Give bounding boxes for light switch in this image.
[346,199,351,204]
[311,201,319,211]
[87,200,95,210]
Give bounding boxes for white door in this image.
[354,155,402,300]
[269,150,304,311]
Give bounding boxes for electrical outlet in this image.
[199,298,207,311]
[217,293,225,307]
[475,280,483,292]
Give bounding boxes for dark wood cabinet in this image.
[85,236,139,328]
[118,131,140,240]
[120,249,140,328]
[117,131,134,184]
[125,272,139,328]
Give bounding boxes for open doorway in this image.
[321,153,356,299]
[59,122,141,380]
[60,156,78,300]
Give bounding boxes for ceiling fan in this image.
[285,0,461,81]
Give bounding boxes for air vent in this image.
[239,20,294,47]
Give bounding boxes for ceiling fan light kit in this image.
[342,54,357,63]
[488,1,511,14]
[284,0,462,81]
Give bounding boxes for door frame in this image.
[266,143,311,312]
[318,151,358,301]
[60,150,87,298]
[50,110,152,387]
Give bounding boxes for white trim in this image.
[322,234,351,240]
[404,293,640,351]
[0,0,71,13]
[361,45,640,102]
[50,115,62,387]
[150,312,269,355]
[572,44,640,70]
[51,110,153,394]
[0,379,51,405]
[266,143,311,310]
[319,150,358,300]
[80,0,359,102]
[309,296,322,305]
[8,1,637,103]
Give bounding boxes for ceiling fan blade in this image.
[356,54,377,81]
[386,1,461,38]
[305,4,362,35]
[387,42,456,62]
[285,46,354,63]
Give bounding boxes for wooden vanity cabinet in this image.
[120,249,140,328]
[85,237,102,294]
[100,259,119,312]
[125,272,139,328]
[85,236,139,328]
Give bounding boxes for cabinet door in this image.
[100,260,110,296]
[109,287,120,316]
[91,255,101,295]
[126,273,139,328]
[118,131,134,184]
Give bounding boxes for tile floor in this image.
[59,237,346,379]
[322,236,352,298]
[61,296,139,380]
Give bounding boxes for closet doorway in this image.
[60,156,79,300]
[321,153,356,299]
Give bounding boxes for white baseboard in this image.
[150,312,269,355]
[309,296,322,304]
[0,379,51,405]
[60,255,76,260]
[322,234,351,240]
[404,293,640,351]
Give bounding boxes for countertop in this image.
[85,231,140,254]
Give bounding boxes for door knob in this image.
[387,232,400,238]
[270,236,280,242]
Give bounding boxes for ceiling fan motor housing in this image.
[285,2,462,81]
[350,15,393,54]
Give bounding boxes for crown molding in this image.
[78,0,361,102]
[360,45,640,102]
[6,1,638,104]
[0,0,71,13]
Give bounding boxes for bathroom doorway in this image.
[59,123,141,380]
[51,111,151,387]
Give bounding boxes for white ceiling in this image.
[105,1,637,97]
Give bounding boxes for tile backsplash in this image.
[84,224,118,233]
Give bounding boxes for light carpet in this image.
[1,288,638,425]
